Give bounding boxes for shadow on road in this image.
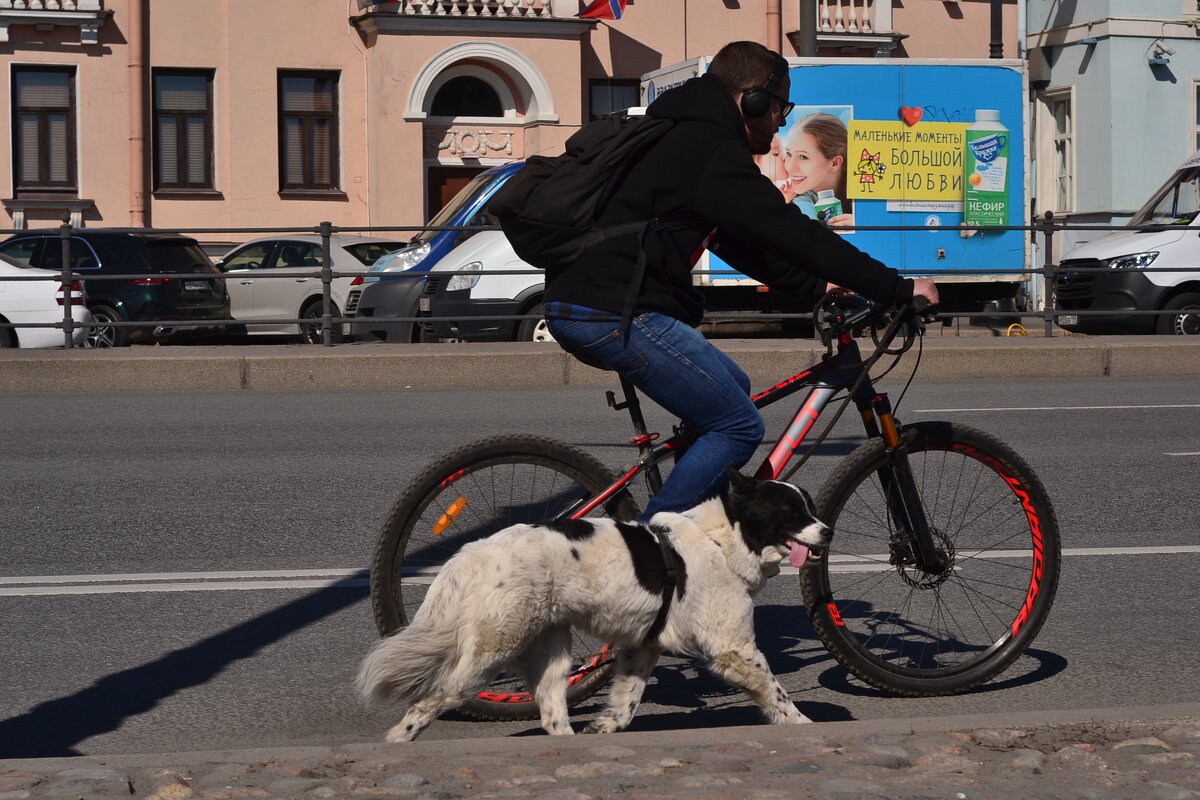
[0,574,369,759]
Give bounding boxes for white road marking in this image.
[915,404,1200,413]
[1165,452,1200,457]
[2,546,1199,596]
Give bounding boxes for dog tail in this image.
[356,620,458,708]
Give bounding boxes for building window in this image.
[278,71,339,192]
[431,76,502,117]
[1050,94,1073,212]
[1038,88,1074,214]
[11,66,76,195]
[589,79,640,120]
[153,70,214,190]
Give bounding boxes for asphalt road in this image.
[1,376,1198,758]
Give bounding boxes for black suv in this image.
[0,230,230,347]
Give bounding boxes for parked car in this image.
[0,229,229,347]
[216,234,406,343]
[0,253,92,348]
[416,230,550,342]
[1057,150,1200,336]
[351,162,523,343]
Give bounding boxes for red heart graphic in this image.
[900,106,923,126]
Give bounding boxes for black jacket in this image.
[543,73,913,326]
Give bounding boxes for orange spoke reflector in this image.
[432,496,468,536]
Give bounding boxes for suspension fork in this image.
[860,391,949,574]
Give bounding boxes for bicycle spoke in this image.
[803,422,1059,693]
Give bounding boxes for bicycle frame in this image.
[572,331,869,508]
[569,306,947,575]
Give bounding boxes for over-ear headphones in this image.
[740,52,789,118]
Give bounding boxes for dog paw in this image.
[583,718,619,734]
[385,723,420,742]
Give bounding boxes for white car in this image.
[416,230,550,343]
[0,254,92,348]
[216,234,407,343]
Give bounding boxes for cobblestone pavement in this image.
[2,712,1197,800]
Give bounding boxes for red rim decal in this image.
[951,444,1046,638]
[439,469,466,489]
[473,647,615,703]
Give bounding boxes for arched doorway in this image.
[412,42,554,217]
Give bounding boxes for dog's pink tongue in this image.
[790,542,809,568]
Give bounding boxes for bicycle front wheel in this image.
[370,434,639,721]
[801,421,1061,696]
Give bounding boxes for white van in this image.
[1056,151,1200,335]
[415,229,550,342]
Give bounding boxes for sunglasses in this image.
[769,91,795,119]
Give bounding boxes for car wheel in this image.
[517,313,556,343]
[85,305,130,348]
[1156,292,1200,336]
[300,301,344,345]
[0,324,15,348]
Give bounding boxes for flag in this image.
[578,0,625,20]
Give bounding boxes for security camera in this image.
[1161,44,1178,56]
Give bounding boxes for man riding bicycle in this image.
[543,40,939,522]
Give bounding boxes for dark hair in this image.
[709,41,781,95]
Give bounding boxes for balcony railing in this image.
[819,0,891,35]
[0,0,108,43]
[0,0,103,10]
[356,0,558,18]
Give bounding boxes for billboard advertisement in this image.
[700,60,1028,284]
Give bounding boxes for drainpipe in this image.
[989,0,1004,58]
[766,0,781,53]
[1017,0,1026,59]
[129,0,148,226]
[796,0,817,57]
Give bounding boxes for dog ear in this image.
[723,465,756,496]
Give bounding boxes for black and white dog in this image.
[357,468,831,741]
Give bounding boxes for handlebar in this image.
[816,291,938,356]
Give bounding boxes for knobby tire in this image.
[370,434,639,721]
[801,421,1061,696]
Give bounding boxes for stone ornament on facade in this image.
[427,126,517,158]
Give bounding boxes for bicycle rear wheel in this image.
[801,421,1060,696]
[370,434,639,721]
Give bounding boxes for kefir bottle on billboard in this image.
[964,109,1009,226]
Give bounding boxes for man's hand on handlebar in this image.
[824,278,939,315]
[911,278,939,311]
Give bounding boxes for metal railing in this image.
[1,214,1197,349]
[356,0,557,18]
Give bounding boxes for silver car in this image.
[217,234,406,343]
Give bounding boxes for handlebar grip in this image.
[912,296,929,313]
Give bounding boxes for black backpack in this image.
[488,113,676,333]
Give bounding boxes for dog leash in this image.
[643,524,683,645]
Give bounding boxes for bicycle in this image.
[369,293,1061,720]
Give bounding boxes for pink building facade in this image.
[1,0,1017,249]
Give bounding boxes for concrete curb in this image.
[0,337,1197,395]
[3,703,1198,772]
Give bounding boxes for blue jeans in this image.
[546,310,764,521]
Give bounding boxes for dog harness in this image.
[643,525,684,645]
